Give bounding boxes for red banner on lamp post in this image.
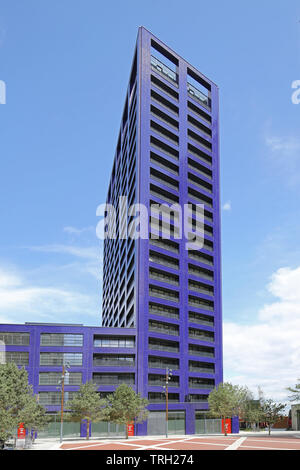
[127,422,134,437]
[17,423,26,439]
[222,419,232,434]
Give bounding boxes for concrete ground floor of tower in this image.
[36,405,239,439]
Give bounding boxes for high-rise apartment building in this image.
[101,27,223,435]
[0,27,228,438]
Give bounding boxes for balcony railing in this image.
[149,324,179,336]
[93,359,135,367]
[93,377,135,386]
[189,382,214,390]
[187,83,210,109]
[151,56,177,84]
[189,366,215,374]
[189,331,214,343]
[189,316,214,328]
[148,380,179,387]
[189,348,214,358]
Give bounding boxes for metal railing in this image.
[187,82,210,108]
[151,56,177,84]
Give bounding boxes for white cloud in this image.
[224,265,300,401]
[264,127,300,187]
[0,264,99,324]
[63,226,95,236]
[265,136,300,154]
[222,201,231,211]
[30,244,100,260]
[0,268,22,288]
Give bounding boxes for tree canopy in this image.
[286,379,300,402]
[104,384,149,438]
[0,362,48,446]
[208,382,249,435]
[65,381,107,439]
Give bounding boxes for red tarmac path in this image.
[60,434,300,451]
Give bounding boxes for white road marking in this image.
[225,437,247,450]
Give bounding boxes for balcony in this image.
[189,328,214,343]
[189,312,214,328]
[149,320,179,337]
[151,55,177,85]
[93,374,135,386]
[189,345,215,358]
[93,358,135,368]
[187,82,211,109]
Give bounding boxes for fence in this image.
[195,417,222,434]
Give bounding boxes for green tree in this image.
[237,387,264,431]
[208,382,249,436]
[19,394,50,440]
[260,399,286,435]
[286,379,300,402]
[105,384,149,439]
[65,381,107,440]
[0,362,48,447]
[242,399,264,431]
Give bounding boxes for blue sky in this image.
[0,0,300,399]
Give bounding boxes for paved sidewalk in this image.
[26,430,300,450]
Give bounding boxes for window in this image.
[150,152,179,176]
[188,250,214,267]
[0,332,30,345]
[188,394,209,403]
[189,361,215,374]
[149,237,179,254]
[151,105,179,130]
[148,374,179,387]
[149,319,179,336]
[149,268,179,286]
[151,75,179,100]
[188,280,214,296]
[149,285,179,302]
[189,377,215,389]
[148,356,179,370]
[39,352,82,366]
[149,338,179,353]
[151,120,179,145]
[189,344,214,358]
[93,355,135,367]
[149,302,179,320]
[38,391,77,406]
[39,372,82,385]
[188,115,212,137]
[188,264,214,281]
[187,100,211,124]
[188,143,212,166]
[149,250,179,270]
[189,328,214,343]
[150,136,179,160]
[93,336,135,348]
[0,351,29,366]
[151,89,179,114]
[189,311,214,327]
[150,42,178,86]
[93,373,135,385]
[40,334,83,347]
[148,392,179,403]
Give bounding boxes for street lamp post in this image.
[163,368,173,438]
[57,362,70,444]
